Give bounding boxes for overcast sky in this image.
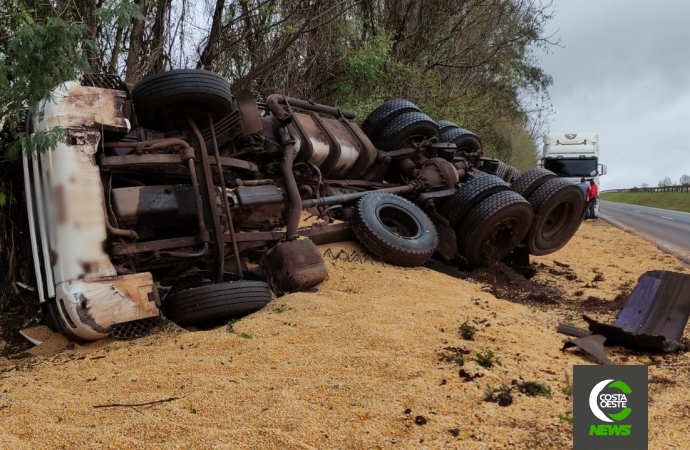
[536,0,690,190]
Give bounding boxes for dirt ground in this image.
[1,220,689,449]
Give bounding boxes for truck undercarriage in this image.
[22,70,586,340]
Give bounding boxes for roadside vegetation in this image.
[599,192,690,213]
[0,0,559,333]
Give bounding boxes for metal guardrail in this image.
[602,185,690,194]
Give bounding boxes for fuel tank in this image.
[285,112,378,179]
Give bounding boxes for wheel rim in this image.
[479,217,522,259]
[399,134,429,148]
[542,202,573,240]
[377,205,422,239]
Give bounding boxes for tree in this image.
[1,0,562,336]
[679,175,690,186]
[640,182,649,188]
[0,4,89,159]
[658,176,674,187]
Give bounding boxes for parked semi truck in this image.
[541,132,607,213]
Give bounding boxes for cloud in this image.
[537,0,690,188]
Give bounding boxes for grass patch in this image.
[562,371,573,396]
[617,279,634,293]
[557,411,573,424]
[476,350,501,368]
[484,385,513,406]
[459,322,477,340]
[438,347,470,366]
[600,192,690,213]
[515,380,551,398]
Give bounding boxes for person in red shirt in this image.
[586,180,599,220]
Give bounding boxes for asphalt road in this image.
[598,200,690,263]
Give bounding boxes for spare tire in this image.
[132,69,234,131]
[360,99,420,144]
[511,167,557,199]
[165,280,272,327]
[439,174,511,228]
[352,192,438,267]
[455,190,533,267]
[524,178,585,256]
[376,111,439,151]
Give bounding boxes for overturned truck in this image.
[20,70,585,340]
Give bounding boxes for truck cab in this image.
[540,132,607,213]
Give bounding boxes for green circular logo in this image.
[589,379,632,422]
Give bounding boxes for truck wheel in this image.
[525,178,585,256]
[352,192,438,267]
[504,166,521,183]
[377,111,439,151]
[439,126,482,154]
[439,174,511,228]
[360,99,420,143]
[44,301,84,342]
[511,167,557,198]
[436,119,460,135]
[132,69,234,131]
[164,281,272,327]
[455,190,533,267]
[492,161,510,180]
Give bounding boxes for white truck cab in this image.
[23,80,160,340]
[540,132,607,212]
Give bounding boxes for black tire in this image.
[360,99,420,143]
[436,119,459,135]
[132,69,234,131]
[493,161,509,180]
[455,190,533,267]
[439,174,511,228]
[352,192,438,267]
[439,127,482,153]
[43,301,84,342]
[376,111,439,151]
[511,167,557,199]
[504,166,521,183]
[524,178,585,256]
[165,281,272,326]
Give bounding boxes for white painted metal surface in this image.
[24,82,160,340]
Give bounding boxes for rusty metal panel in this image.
[80,73,128,91]
[293,112,330,167]
[341,121,378,178]
[235,89,263,136]
[37,82,130,133]
[262,239,328,295]
[562,334,614,365]
[235,185,284,206]
[111,185,197,226]
[58,272,160,338]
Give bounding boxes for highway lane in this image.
[598,200,690,263]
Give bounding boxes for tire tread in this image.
[165,281,272,326]
[352,193,438,267]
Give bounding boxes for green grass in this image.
[600,192,690,213]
